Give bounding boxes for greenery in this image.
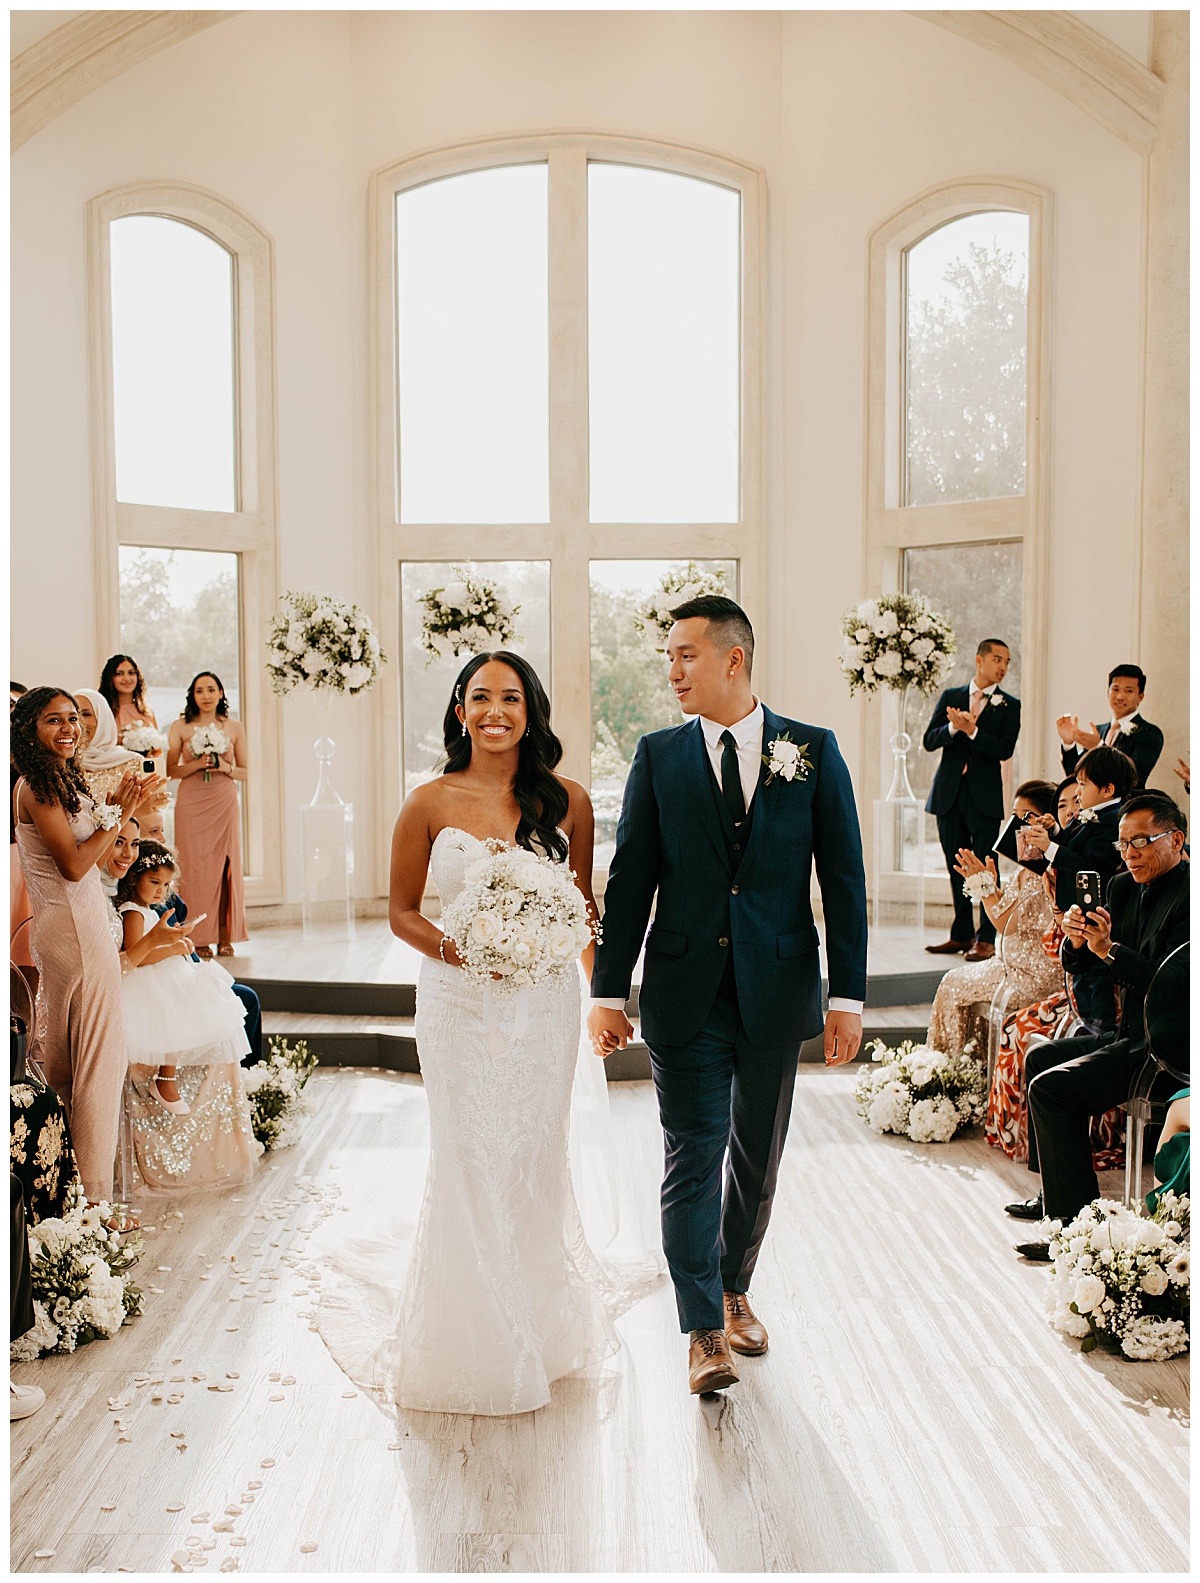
[119,550,239,695]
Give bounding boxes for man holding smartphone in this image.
[1008,791,1189,1253]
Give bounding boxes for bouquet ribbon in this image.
[482,981,530,1057]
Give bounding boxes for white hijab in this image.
[76,687,141,774]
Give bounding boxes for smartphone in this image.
[142,757,155,773]
[1075,871,1102,914]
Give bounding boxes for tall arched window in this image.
[374,136,764,884]
[88,183,282,905]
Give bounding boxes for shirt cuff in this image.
[828,998,864,1015]
[947,721,958,736]
[590,997,628,1011]
[1045,841,1059,863]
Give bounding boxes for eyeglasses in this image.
[1113,832,1174,854]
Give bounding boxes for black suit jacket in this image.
[592,707,868,1049]
[1051,801,1124,911]
[1061,863,1189,1039]
[923,686,1021,820]
[1061,713,1164,788]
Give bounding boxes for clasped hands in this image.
[1056,713,1102,751]
[585,1004,862,1068]
[107,769,169,820]
[1062,903,1113,957]
[945,706,977,735]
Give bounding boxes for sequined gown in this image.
[927,868,1062,1057]
[14,786,125,1202]
[174,726,247,950]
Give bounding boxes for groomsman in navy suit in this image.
[922,639,1021,961]
[1057,663,1164,790]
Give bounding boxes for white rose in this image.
[345,664,372,691]
[509,935,536,967]
[914,614,932,633]
[1072,1274,1106,1313]
[442,581,470,609]
[1134,1219,1166,1250]
[872,610,900,638]
[285,624,307,654]
[301,648,327,675]
[873,651,903,678]
[856,599,880,622]
[854,627,871,644]
[910,637,936,659]
[1140,1264,1169,1297]
[772,740,800,767]
[469,912,501,948]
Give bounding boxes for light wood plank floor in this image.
[11,1069,1188,1573]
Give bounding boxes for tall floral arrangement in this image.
[416,569,519,663]
[266,592,385,696]
[633,563,731,651]
[854,1038,985,1143]
[10,1183,144,1360]
[1046,1192,1189,1360]
[244,1037,319,1152]
[839,592,955,697]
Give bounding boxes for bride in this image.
[315,651,660,1415]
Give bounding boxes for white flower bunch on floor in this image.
[633,562,731,651]
[267,590,385,695]
[441,839,598,995]
[1045,1191,1190,1359]
[416,569,519,663]
[854,1038,986,1143]
[9,1183,144,1360]
[838,591,955,698]
[243,1038,319,1152]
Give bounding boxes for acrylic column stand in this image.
[872,686,933,933]
[300,692,356,942]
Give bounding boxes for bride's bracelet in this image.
[437,933,452,964]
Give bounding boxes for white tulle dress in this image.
[117,902,251,1066]
[314,826,663,1416]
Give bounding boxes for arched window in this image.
[374,136,764,882]
[88,184,282,905]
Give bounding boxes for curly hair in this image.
[182,672,230,723]
[441,652,569,863]
[115,839,178,907]
[99,654,149,719]
[10,688,92,816]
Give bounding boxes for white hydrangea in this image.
[906,1095,959,1143]
[1120,1316,1189,1361]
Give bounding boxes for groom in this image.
[588,596,867,1396]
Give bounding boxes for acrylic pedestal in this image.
[872,796,937,935]
[301,800,356,942]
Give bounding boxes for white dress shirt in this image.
[1044,797,1120,865]
[593,700,863,1017]
[947,682,998,738]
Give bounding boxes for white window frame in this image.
[370,133,766,892]
[862,178,1053,841]
[87,181,284,905]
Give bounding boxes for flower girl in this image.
[117,842,251,1113]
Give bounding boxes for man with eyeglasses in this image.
[1008,791,1189,1255]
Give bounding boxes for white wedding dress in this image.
[314,827,663,1416]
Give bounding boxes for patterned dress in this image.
[10,1081,81,1223]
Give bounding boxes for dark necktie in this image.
[720,730,746,826]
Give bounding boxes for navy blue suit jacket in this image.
[591,707,868,1049]
[923,685,1021,820]
[1060,713,1163,788]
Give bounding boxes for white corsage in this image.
[1077,807,1099,824]
[762,734,812,786]
[120,725,167,756]
[962,869,999,903]
[92,802,122,832]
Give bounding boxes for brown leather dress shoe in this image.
[723,1291,769,1355]
[924,939,972,955]
[964,942,995,962]
[688,1328,739,1394]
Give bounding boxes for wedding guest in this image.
[1012,792,1189,1251]
[923,639,1021,962]
[1056,664,1163,789]
[10,1079,82,1226]
[1019,745,1135,910]
[10,1178,44,1421]
[99,654,162,755]
[1147,1090,1189,1213]
[1173,759,1190,797]
[11,682,36,988]
[167,672,248,958]
[11,689,146,1207]
[74,688,145,805]
[926,781,1060,1057]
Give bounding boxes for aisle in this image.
[11,1069,1188,1573]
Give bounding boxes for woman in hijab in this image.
[74,688,145,806]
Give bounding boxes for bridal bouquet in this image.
[188,724,230,783]
[634,563,730,651]
[10,1184,144,1360]
[440,840,598,994]
[120,725,167,756]
[1045,1192,1189,1360]
[854,1038,986,1143]
[266,590,385,696]
[839,592,955,697]
[244,1037,319,1152]
[417,568,520,663]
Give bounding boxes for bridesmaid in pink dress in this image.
[167,671,248,958]
[10,689,146,1204]
[99,653,163,762]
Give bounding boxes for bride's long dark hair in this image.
[442,652,568,862]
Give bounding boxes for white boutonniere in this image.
[989,692,1006,708]
[1117,717,1138,736]
[1077,807,1098,824]
[762,733,812,786]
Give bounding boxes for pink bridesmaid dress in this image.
[173,729,248,951]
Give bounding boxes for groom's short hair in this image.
[668,595,755,675]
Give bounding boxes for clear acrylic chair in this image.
[985,882,1054,1095]
[1123,942,1189,1210]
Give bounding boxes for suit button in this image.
[731,885,739,895]
[718,936,729,948]
[732,842,741,852]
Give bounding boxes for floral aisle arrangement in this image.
[10,1184,144,1360]
[838,592,955,697]
[1046,1192,1190,1360]
[633,563,731,651]
[416,569,520,663]
[854,1038,986,1143]
[187,723,230,784]
[120,725,168,757]
[266,591,385,696]
[244,1037,319,1153]
[440,840,599,993]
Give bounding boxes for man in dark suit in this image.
[1057,663,1164,789]
[587,596,867,1396]
[923,639,1021,961]
[1019,745,1137,911]
[1009,792,1189,1250]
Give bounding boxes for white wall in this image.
[11,10,1157,901]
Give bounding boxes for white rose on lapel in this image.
[990,693,1006,708]
[1117,717,1138,736]
[763,734,812,786]
[1077,807,1098,824]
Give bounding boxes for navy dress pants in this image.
[647,973,800,1332]
[936,791,1001,944]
